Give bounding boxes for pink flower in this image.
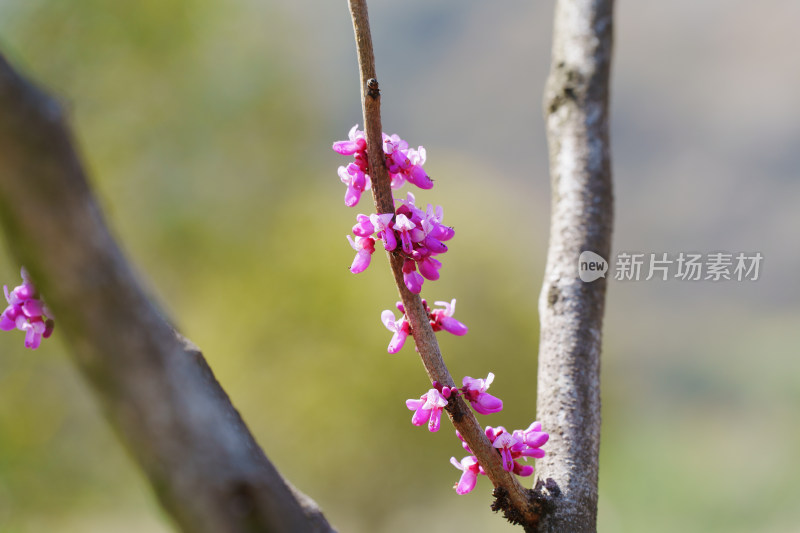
[483,424,548,476]
[381,309,411,354]
[450,455,481,494]
[461,372,503,415]
[369,213,397,251]
[332,124,367,156]
[338,163,370,207]
[351,214,375,237]
[430,299,468,336]
[383,135,434,190]
[406,388,449,432]
[333,125,457,289]
[2,268,54,350]
[334,127,434,209]
[490,429,520,472]
[518,421,550,457]
[346,235,375,274]
[449,420,546,494]
[393,214,416,255]
[401,259,424,294]
[423,204,455,242]
[417,255,442,281]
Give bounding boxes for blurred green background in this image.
[0,1,798,532]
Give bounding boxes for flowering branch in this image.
[0,52,333,533]
[346,1,541,528]
[535,0,615,530]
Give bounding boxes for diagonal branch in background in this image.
[0,53,334,533]
[536,0,615,531]
[347,1,541,529]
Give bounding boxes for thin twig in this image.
[536,0,615,531]
[347,0,539,528]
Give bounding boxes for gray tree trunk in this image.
[535,0,615,531]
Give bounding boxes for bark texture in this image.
[0,53,334,533]
[535,0,614,531]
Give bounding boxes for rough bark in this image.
[0,53,334,533]
[535,0,615,531]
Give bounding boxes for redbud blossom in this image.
[346,235,375,274]
[381,310,411,354]
[430,299,468,336]
[1,268,54,350]
[461,372,503,415]
[450,455,481,495]
[485,425,547,476]
[339,163,370,207]
[517,421,550,455]
[368,213,397,251]
[333,126,433,208]
[334,127,454,291]
[406,388,449,432]
[450,421,548,494]
[380,299,468,353]
[401,259,424,294]
[351,214,375,237]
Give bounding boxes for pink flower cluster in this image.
[333,125,432,208]
[333,126,453,294]
[332,124,548,498]
[451,422,549,495]
[406,373,502,433]
[405,373,548,495]
[1,268,54,349]
[381,298,467,354]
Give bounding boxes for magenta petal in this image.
[428,408,443,432]
[13,283,36,301]
[0,306,17,331]
[409,166,434,189]
[352,215,375,237]
[387,329,408,354]
[352,169,367,192]
[24,328,42,349]
[406,398,425,411]
[403,270,424,294]
[440,316,468,336]
[409,228,426,243]
[472,393,503,415]
[382,230,397,251]
[344,185,362,208]
[332,140,358,155]
[431,225,455,241]
[423,236,448,254]
[411,408,432,427]
[21,299,44,318]
[515,464,535,477]
[500,448,514,472]
[418,257,440,281]
[526,421,543,433]
[350,250,372,274]
[455,468,478,495]
[525,432,550,448]
[399,231,413,255]
[521,448,546,459]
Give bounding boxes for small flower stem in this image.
[347,0,538,528]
